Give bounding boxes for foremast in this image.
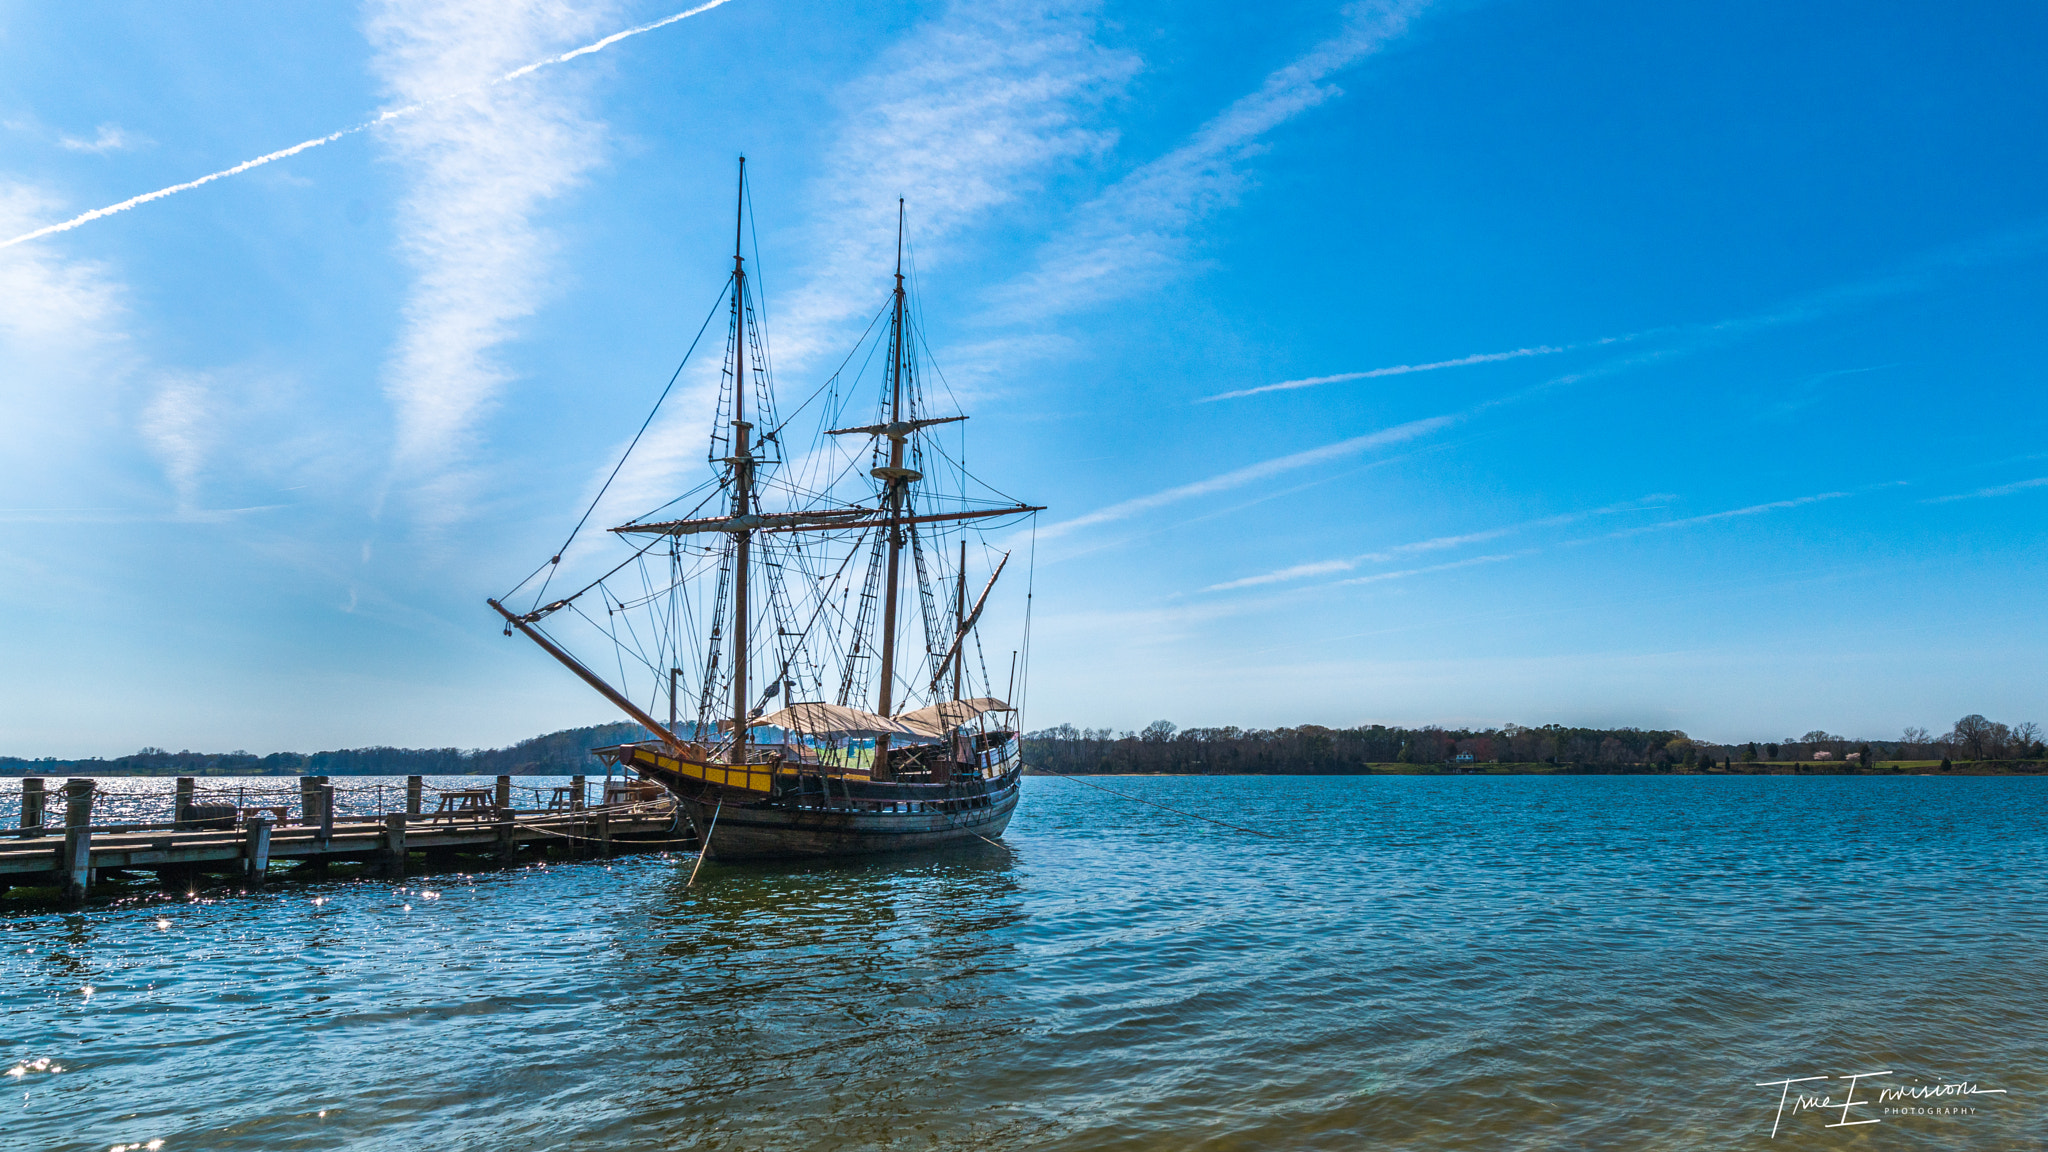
[871,202,911,782]
[727,157,756,769]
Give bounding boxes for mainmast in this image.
[872,200,909,782]
[953,540,966,702]
[729,157,754,766]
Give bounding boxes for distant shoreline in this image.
[1025,762,2047,778]
[7,762,2038,779]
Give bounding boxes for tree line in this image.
[0,721,653,777]
[8,713,2039,778]
[1022,713,2046,775]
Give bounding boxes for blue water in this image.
[3,774,2043,1150]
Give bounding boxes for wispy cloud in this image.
[1035,412,1454,541]
[1922,476,2048,504]
[1198,343,1576,404]
[0,183,139,500]
[1276,489,1869,596]
[1596,490,1853,540]
[369,0,632,528]
[592,0,1135,532]
[0,0,737,252]
[58,123,148,155]
[1333,550,1532,586]
[140,373,216,512]
[987,0,1429,321]
[1044,240,1972,550]
[1202,496,1673,591]
[0,184,126,346]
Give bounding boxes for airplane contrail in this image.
[1196,344,1576,403]
[0,0,737,251]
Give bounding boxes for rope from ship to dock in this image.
[1025,766,1278,838]
[686,800,723,887]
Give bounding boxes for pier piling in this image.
[61,779,94,905]
[382,813,407,878]
[495,775,512,812]
[174,777,196,828]
[17,777,43,838]
[244,817,271,883]
[406,775,423,816]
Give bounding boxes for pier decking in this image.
[1,774,692,902]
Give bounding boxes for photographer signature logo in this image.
[1755,1071,2009,1137]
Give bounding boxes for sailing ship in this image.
[489,159,1042,860]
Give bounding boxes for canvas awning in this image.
[719,701,919,737]
[896,697,1014,739]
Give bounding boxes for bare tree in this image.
[2014,721,2042,757]
[1951,714,1998,760]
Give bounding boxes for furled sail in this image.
[719,702,920,737]
[897,698,1013,739]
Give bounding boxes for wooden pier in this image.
[0,775,693,902]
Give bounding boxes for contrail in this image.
[0,0,737,251]
[1196,341,1605,403]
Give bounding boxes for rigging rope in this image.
[508,279,731,604]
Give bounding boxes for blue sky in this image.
[3,0,2045,757]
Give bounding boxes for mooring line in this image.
[686,800,723,887]
[506,819,701,848]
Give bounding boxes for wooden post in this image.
[299,776,321,825]
[60,779,93,905]
[174,777,196,828]
[570,774,586,812]
[495,816,517,860]
[597,810,611,859]
[17,777,43,838]
[318,782,335,848]
[382,813,407,878]
[495,775,512,813]
[406,775,423,816]
[244,817,271,883]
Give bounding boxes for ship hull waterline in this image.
[601,745,1022,861]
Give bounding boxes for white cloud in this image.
[0,183,139,508]
[1596,490,1852,539]
[1198,344,1575,404]
[1922,476,2048,504]
[0,184,126,347]
[1332,550,1531,586]
[3,2,735,253]
[589,0,1135,538]
[141,373,217,511]
[57,123,147,154]
[987,0,1429,321]
[1035,412,1456,541]
[368,0,624,529]
[1201,496,1675,591]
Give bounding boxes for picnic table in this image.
[430,788,496,821]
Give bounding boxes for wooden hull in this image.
[602,742,1024,861]
[681,782,1017,860]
